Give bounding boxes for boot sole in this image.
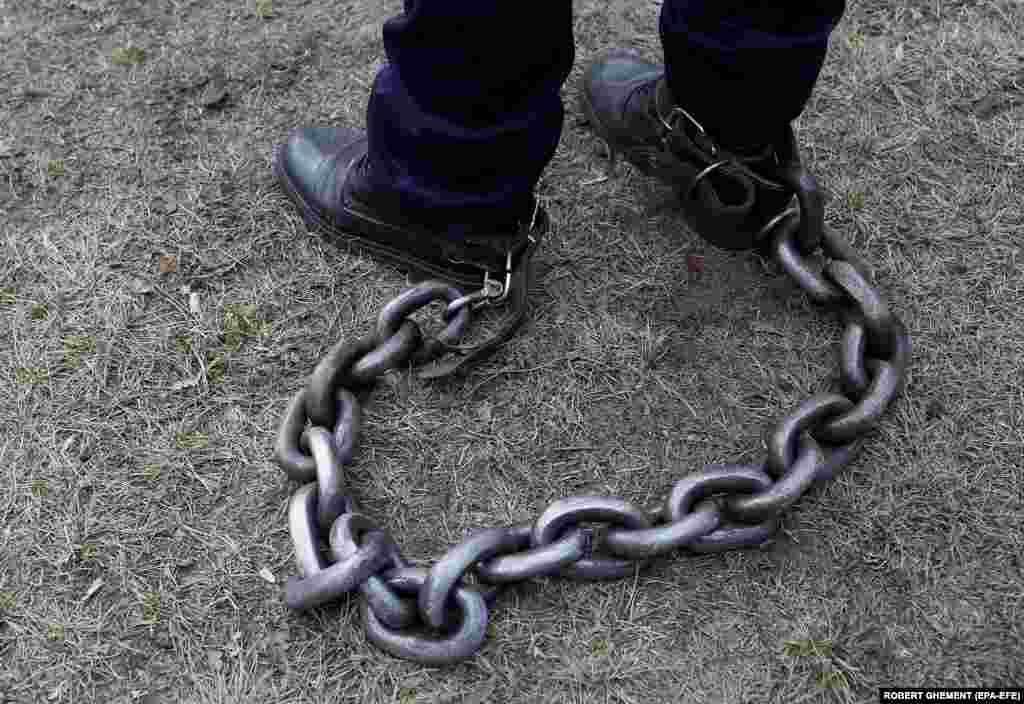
[272,143,487,289]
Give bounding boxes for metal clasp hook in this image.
[444,251,514,319]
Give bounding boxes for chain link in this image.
[768,214,846,307]
[330,514,417,629]
[363,568,489,666]
[664,464,780,552]
[476,525,590,583]
[376,281,471,366]
[532,496,653,580]
[840,320,870,398]
[269,209,911,665]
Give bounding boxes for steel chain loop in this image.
[602,499,720,560]
[820,226,871,279]
[664,464,781,552]
[687,506,782,553]
[809,437,865,483]
[326,388,361,467]
[722,439,826,523]
[363,568,489,666]
[769,214,846,307]
[274,389,319,482]
[287,483,328,576]
[285,528,393,610]
[824,260,896,358]
[304,335,378,427]
[376,281,472,366]
[349,319,423,386]
[814,319,910,445]
[475,524,591,583]
[533,497,652,580]
[302,427,354,533]
[329,514,417,629]
[840,320,870,398]
[420,527,524,630]
[765,393,853,478]
[270,200,912,665]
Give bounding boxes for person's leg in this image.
[274,1,575,288]
[659,1,846,153]
[366,1,574,230]
[579,2,846,251]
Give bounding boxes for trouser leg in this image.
[363,1,574,229]
[362,1,846,225]
[659,1,847,152]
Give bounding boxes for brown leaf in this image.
[158,254,177,274]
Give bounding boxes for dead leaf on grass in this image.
[258,567,276,584]
[158,254,177,274]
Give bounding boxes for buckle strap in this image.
[416,226,542,380]
[652,84,824,254]
[654,79,720,157]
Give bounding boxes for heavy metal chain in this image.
[271,209,911,665]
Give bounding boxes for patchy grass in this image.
[110,46,147,66]
[1,0,1022,703]
[62,334,96,369]
[254,0,275,20]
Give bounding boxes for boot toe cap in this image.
[276,126,366,204]
[581,49,663,126]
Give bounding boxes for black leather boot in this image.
[579,49,823,252]
[272,127,546,290]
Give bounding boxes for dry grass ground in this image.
[1,0,1022,702]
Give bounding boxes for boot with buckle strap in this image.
[273,126,546,290]
[273,126,547,377]
[579,48,824,253]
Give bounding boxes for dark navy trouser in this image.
[362,1,847,230]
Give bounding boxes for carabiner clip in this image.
[485,251,513,304]
[444,252,514,319]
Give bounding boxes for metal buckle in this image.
[483,250,513,304]
[445,198,538,317]
[660,105,706,137]
[754,205,800,244]
[660,105,719,157]
[685,160,731,201]
[445,251,513,319]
